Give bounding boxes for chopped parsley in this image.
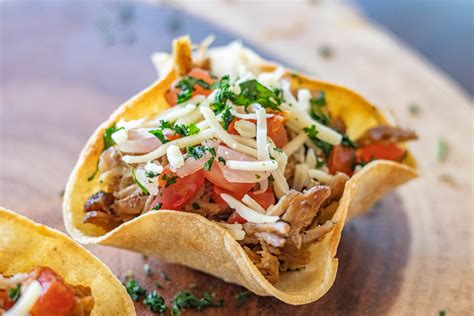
[218,156,226,165]
[185,145,216,160]
[145,170,160,178]
[210,75,233,114]
[232,79,281,111]
[88,123,124,181]
[316,158,326,168]
[132,169,150,195]
[304,125,333,157]
[149,120,200,144]
[235,290,250,307]
[221,106,235,130]
[143,291,167,314]
[439,310,446,316]
[310,92,330,125]
[437,138,448,162]
[152,203,163,211]
[123,278,147,301]
[8,284,21,302]
[319,45,333,58]
[204,157,214,171]
[160,173,177,188]
[192,202,200,210]
[175,76,211,104]
[171,291,224,316]
[143,264,152,276]
[341,134,357,148]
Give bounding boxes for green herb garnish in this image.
[123,278,147,301]
[152,203,163,211]
[221,106,235,130]
[145,170,160,178]
[150,121,200,143]
[132,169,150,195]
[341,134,357,148]
[439,310,446,316]
[232,79,281,111]
[144,291,167,314]
[204,157,214,171]
[176,76,211,104]
[185,145,216,160]
[235,290,250,307]
[218,156,226,165]
[161,174,177,188]
[192,202,200,210]
[310,92,330,125]
[210,75,233,114]
[173,123,200,137]
[8,284,21,302]
[171,291,224,316]
[304,125,333,157]
[408,103,421,115]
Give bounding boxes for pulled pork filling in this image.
[0,267,94,316]
[82,43,417,283]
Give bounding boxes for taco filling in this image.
[0,267,94,316]
[83,42,417,283]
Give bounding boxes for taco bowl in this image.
[0,208,135,315]
[63,37,417,304]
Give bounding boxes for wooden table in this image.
[1,1,472,315]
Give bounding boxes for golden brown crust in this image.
[0,208,136,315]
[62,37,417,305]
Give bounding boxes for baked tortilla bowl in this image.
[63,38,417,305]
[0,207,136,315]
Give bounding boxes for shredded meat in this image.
[271,243,311,271]
[357,125,418,147]
[266,190,299,216]
[280,186,331,248]
[329,117,347,133]
[243,222,290,248]
[324,172,349,207]
[111,191,147,215]
[183,181,223,217]
[72,285,94,316]
[302,220,336,244]
[97,147,129,192]
[244,244,279,284]
[83,191,114,213]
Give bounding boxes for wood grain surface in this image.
[0,1,472,315]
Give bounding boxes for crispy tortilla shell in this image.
[0,208,136,315]
[63,37,417,305]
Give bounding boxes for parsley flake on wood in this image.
[143,291,167,314]
[171,291,224,316]
[408,103,421,115]
[235,290,250,307]
[319,45,333,58]
[8,284,21,302]
[132,169,150,195]
[123,278,147,301]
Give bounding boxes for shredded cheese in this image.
[293,163,309,191]
[145,161,163,174]
[200,107,257,157]
[220,193,279,223]
[226,160,278,171]
[230,109,273,120]
[122,129,214,164]
[175,107,204,125]
[116,118,147,130]
[146,103,196,126]
[282,132,308,156]
[297,88,311,111]
[234,120,256,138]
[308,169,334,184]
[111,128,128,145]
[4,280,43,316]
[167,145,184,169]
[242,194,266,213]
[306,148,317,168]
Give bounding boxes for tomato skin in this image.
[29,268,75,316]
[211,185,248,207]
[204,162,254,194]
[267,115,288,147]
[356,143,406,164]
[249,187,275,210]
[165,68,215,106]
[227,118,239,134]
[153,168,205,210]
[328,145,355,176]
[227,211,247,224]
[0,289,14,310]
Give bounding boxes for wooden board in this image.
[0,1,472,315]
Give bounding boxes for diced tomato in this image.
[227,118,240,134]
[227,211,247,224]
[249,187,276,210]
[328,145,355,176]
[166,133,182,141]
[211,185,248,207]
[355,143,406,164]
[267,115,288,147]
[153,168,205,210]
[0,289,14,310]
[29,268,75,316]
[204,162,254,194]
[165,68,215,106]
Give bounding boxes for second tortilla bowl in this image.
[63,37,417,305]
